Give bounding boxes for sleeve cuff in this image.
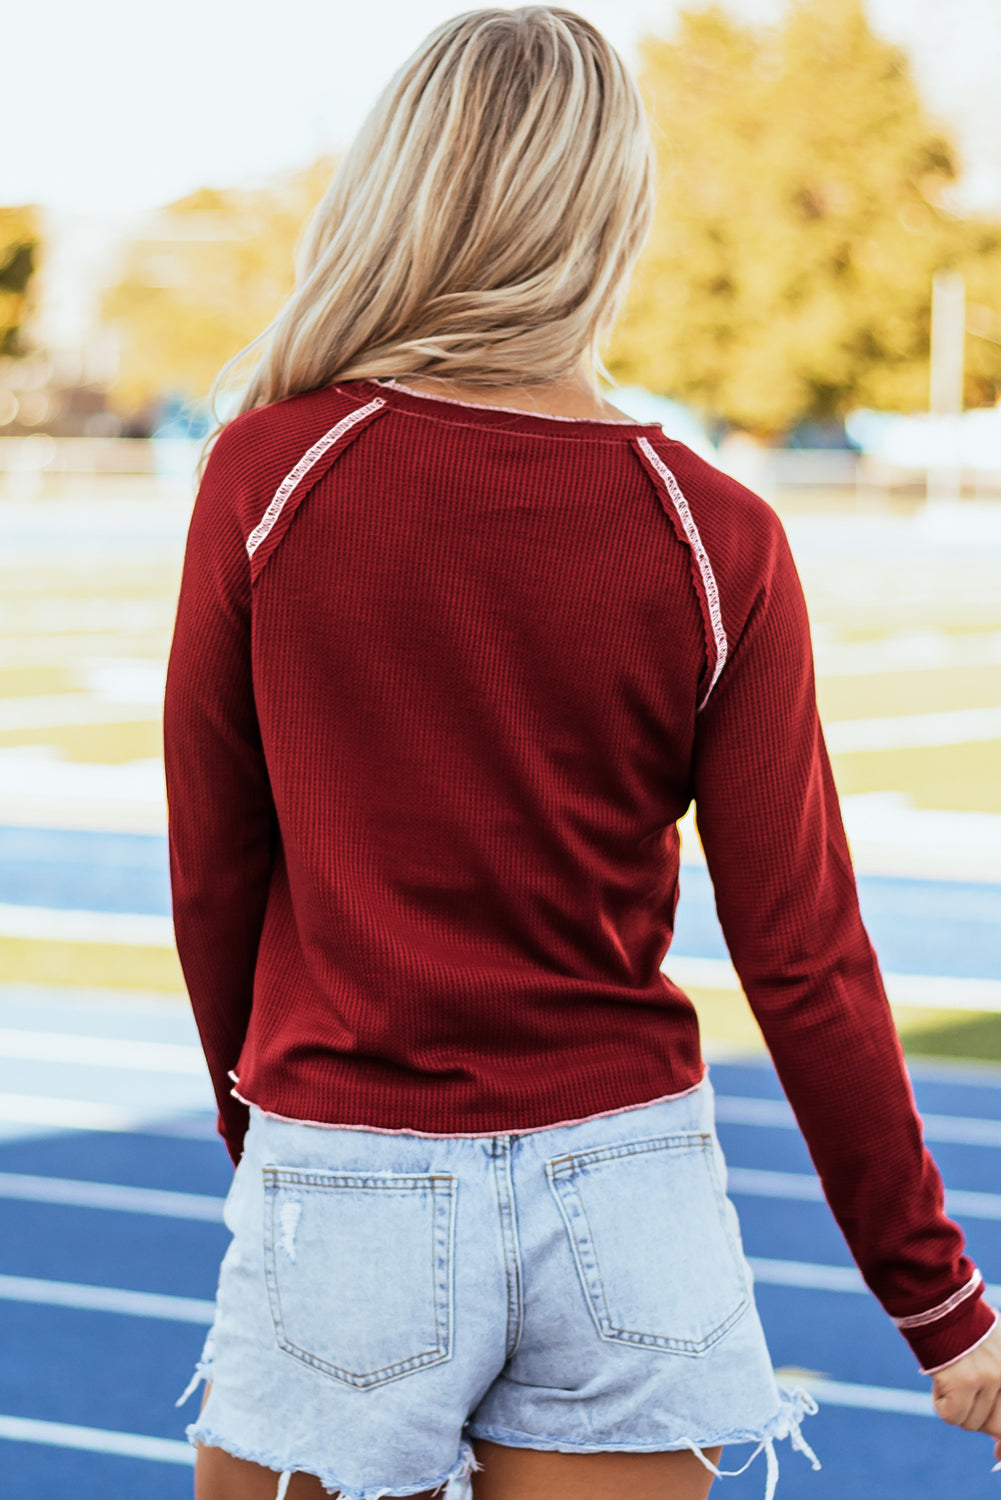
[894,1277,999,1373]
[921,1306,999,1376]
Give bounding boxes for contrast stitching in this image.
[547,1131,712,1175]
[261,1171,455,1388]
[920,1306,999,1374]
[245,397,385,558]
[893,1269,983,1328]
[377,377,648,426]
[365,391,659,445]
[545,1161,748,1356]
[491,1139,524,1359]
[635,436,728,710]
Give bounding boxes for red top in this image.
[164,376,995,1372]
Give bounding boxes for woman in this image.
[164,9,1001,1499]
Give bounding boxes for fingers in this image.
[961,1386,998,1434]
[933,1379,1001,1436]
[932,1385,969,1427]
[983,1390,1001,1441]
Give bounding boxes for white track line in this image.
[753,1257,867,1294]
[798,1379,934,1417]
[0,1273,214,1324]
[0,1171,224,1221]
[0,698,159,732]
[0,1095,153,1131]
[728,1166,1001,1220]
[0,1384,936,1466]
[814,630,1001,678]
[0,905,173,946]
[669,956,1001,1013]
[0,1414,193,1465]
[751,1257,1001,1306]
[0,1030,205,1074]
[825,706,1001,753]
[716,1094,1001,1147]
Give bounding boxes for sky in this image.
[8,0,1001,355]
[8,0,1001,217]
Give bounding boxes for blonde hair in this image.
[207,6,654,445]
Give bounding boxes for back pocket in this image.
[546,1131,749,1357]
[263,1165,456,1388]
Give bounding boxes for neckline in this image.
[366,377,662,434]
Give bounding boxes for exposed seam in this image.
[229,1072,707,1137]
[376,378,650,427]
[245,397,385,558]
[175,1325,215,1408]
[355,384,662,444]
[635,435,728,710]
[893,1269,982,1328]
[921,1305,999,1374]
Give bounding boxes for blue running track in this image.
[2,819,1001,1497]
[2,824,1000,980]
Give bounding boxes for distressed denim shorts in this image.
[181,1074,820,1500]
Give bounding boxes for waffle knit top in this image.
[164,376,996,1373]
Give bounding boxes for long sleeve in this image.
[163,431,277,1165]
[691,516,996,1373]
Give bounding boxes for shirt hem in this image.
[920,1305,999,1375]
[228,1068,708,1138]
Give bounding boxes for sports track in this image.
[1,845,1000,1498]
[2,477,1000,1496]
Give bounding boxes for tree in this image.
[102,157,335,416]
[609,0,1001,433]
[0,206,41,357]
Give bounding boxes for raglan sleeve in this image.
[163,428,276,1166]
[690,508,997,1373]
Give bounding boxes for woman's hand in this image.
[931,1317,1001,1462]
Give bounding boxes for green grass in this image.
[898,1012,1001,1065]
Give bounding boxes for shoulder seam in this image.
[245,397,386,569]
[634,436,728,711]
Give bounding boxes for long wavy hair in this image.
[201,6,655,463]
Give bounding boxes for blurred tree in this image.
[102,157,335,416]
[0,207,41,356]
[610,0,1001,433]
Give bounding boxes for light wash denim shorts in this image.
[181,1074,819,1500]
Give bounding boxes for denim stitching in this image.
[491,1138,524,1360]
[547,1130,712,1175]
[545,1133,750,1356]
[262,1168,456,1387]
[433,1175,457,1368]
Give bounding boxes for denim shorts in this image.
[181,1074,819,1500]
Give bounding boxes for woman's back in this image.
[170,377,724,1131]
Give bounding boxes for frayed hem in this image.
[674,1388,821,1500]
[469,1387,820,1500]
[184,1425,481,1500]
[175,1327,214,1409]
